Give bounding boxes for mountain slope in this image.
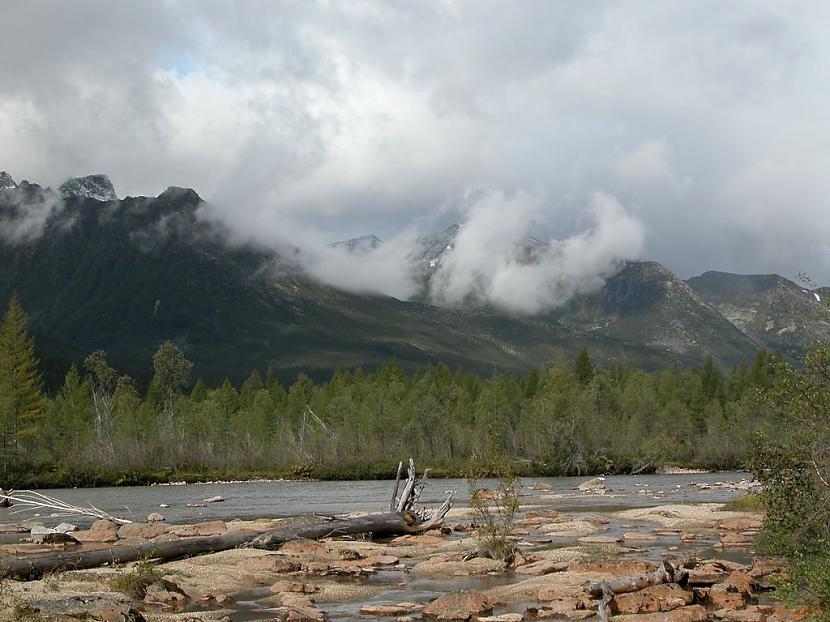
[549,261,762,367]
[686,271,830,358]
[0,175,683,388]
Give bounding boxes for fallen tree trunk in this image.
[585,561,687,621]
[585,560,684,597]
[1,512,420,580]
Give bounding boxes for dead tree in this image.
[1,458,452,581]
[585,560,687,621]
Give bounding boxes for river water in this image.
[0,471,752,527]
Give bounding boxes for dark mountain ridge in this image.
[0,171,824,389]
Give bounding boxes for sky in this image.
[2,1,830,302]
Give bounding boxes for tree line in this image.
[0,293,782,486]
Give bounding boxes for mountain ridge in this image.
[0,172,825,388]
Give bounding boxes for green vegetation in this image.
[467,459,520,561]
[751,344,830,618]
[0,296,785,488]
[110,561,165,599]
[720,493,763,512]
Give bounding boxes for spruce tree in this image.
[574,346,594,386]
[0,293,47,467]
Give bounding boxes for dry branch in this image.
[0,490,132,524]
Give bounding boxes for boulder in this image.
[143,579,190,608]
[611,604,707,621]
[87,605,148,622]
[718,532,754,547]
[422,590,493,621]
[577,534,623,544]
[146,513,165,522]
[411,554,505,577]
[359,602,423,616]
[612,584,693,614]
[170,520,227,537]
[117,522,168,540]
[75,525,119,542]
[270,580,318,594]
[55,522,78,533]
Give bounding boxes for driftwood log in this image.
[585,560,687,621]
[1,458,452,581]
[2,512,424,580]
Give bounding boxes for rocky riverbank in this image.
[0,479,809,622]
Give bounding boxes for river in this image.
[0,471,752,527]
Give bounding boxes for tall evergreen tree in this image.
[0,294,47,468]
[574,346,594,386]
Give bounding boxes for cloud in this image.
[429,189,645,313]
[1,2,829,284]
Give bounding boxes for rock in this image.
[390,533,447,546]
[612,584,693,614]
[117,522,168,540]
[55,522,78,533]
[577,477,606,491]
[712,608,765,621]
[422,590,493,620]
[708,574,751,611]
[92,519,119,531]
[472,488,497,500]
[479,615,523,622]
[717,532,754,547]
[146,513,165,522]
[75,525,120,542]
[531,482,554,491]
[87,605,148,622]
[623,532,658,541]
[203,495,225,503]
[720,517,762,531]
[270,593,317,608]
[159,503,170,508]
[281,606,325,622]
[359,602,423,616]
[143,579,190,608]
[281,539,331,559]
[38,532,81,545]
[515,559,569,575]
[412,554,505,577]
[527,602,595,620]
[270,580,318,594]
[171,520,227,537]
[577,534,623,544]
[363,554,400,566]
[611,604,708,621]
[30,525,57,536]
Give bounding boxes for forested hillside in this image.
[1,294,780,487]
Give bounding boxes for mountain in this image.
[330,234,382,254]
[3,171,825,388]
[0,174,682,388]
[548,261,762,367]
[686,271,830,358]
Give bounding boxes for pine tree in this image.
[0,293,47,467]
[574,346,594,386]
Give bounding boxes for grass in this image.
[720,493,763,512]
[109,561,166,599]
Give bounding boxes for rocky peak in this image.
[0,171,16,190]
[331,234,382,253]
[59,175,118,202]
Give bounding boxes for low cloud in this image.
[0,188,64,245]
[429,189,644,314]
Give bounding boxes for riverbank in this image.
[2,460,742,490]
[0,480,807,622]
